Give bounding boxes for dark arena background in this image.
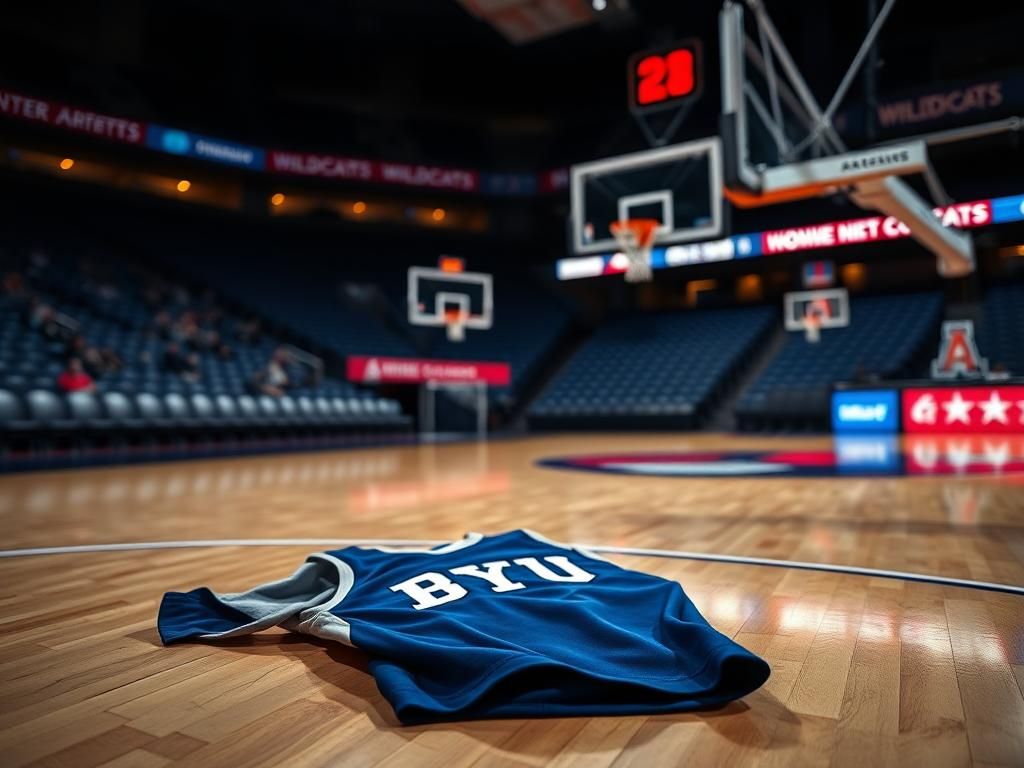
[1,1,1023,766]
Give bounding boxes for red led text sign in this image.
[0,89,145,144]
[268,152,479,191]
[347,356,510,386]
[761,200,992,255]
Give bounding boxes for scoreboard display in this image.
[628,40,702,114]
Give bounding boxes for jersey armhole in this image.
[294,553,358,645]
[307,552,356,611]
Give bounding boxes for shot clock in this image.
[628,40,703,115]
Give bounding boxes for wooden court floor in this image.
[1,434,1022,767]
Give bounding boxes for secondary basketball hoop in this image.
[784,288,850,342]
[407,259,493,343]
[610,218,659,283]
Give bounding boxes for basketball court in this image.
[2,0,1023,765]
[1,433,1023,765]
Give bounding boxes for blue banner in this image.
[146,125,265,170]
[832,389,899,433]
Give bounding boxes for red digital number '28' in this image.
[636,49,695,106]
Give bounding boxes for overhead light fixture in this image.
[432,208,446,222]
[353,201,367,214]
[177,179,191,192]
[271,193,285,206]
[593,0,607,10]
[59,158,74,170]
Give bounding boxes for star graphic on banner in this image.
[942,391,973,424]
[979,392,1011,424]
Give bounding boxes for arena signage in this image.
[268,151,374,180]
[760,200,992,255]
[347,356,510,386]
[836,72,1024,137]
[902,386,1024,435]
[831,390,899,433]
[269,152,478,191]
[554,192,1024,280]
[0,89,144,144]
[146,125,265,169]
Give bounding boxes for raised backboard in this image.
[783,288,850,331]
[570,137,723,255]
[407,266,493,334]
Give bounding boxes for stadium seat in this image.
[189,393,219,427]
[25,390,73,431]
[530,306,774,429]
[101,392,144,430]
[235,395,262,428]
[0,389,36,432]
[135,393,170,429]
[65,391,109,430]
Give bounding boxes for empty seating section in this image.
[980,283,1024,375]
[0,249,409,448]
[736,292,943,430]
[180,253,571,408]
[174,255,413,358]
[529,306,775,428]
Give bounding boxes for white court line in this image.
[0,538,1021,596]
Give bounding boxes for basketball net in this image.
[610,219,658,283]
[804,311,821,343]
[444,307,467,342]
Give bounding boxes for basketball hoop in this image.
[444,307,467,342]
[610,219,659,283]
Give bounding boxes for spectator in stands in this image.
[152,310,173,340]
[195,326,230,358]
[64,335,119,378]
[174,311,200,348]
[250,348,290,397]
[57,358,96,393]
[25,299,64,341]
[236,317,262,345]
[162,342,200,382]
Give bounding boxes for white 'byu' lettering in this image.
[389,555,596,610]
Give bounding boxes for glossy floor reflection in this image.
[1,434,1022,766]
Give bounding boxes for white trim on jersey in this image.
[361,532,484,554]
[520,529,615,565]
[295,552,357,645]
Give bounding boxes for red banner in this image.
[0,89,145,144]
[376,162,478,192]
[268,151,479,191]
[268,151,373,180]
[347,356,510,386]
[902,386,1024,434]
[761,200,992,255]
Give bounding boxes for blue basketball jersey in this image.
[158,530,769,723]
